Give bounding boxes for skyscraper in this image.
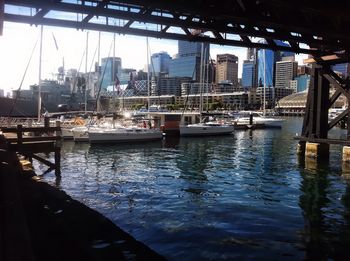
[216,54,238,84]
[169,40,209,81]
[257,40,294,87]
[242,59,257,89]
[101,57,122,90]
[257,49,275,87]
[150,52,172,75]
[246,48,256,60]
[275,59,298,89]
[332,63,350,79]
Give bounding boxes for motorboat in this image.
[88,126,163,143]
[179,121,234,137]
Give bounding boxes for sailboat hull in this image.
[88,128,163,143]
[180,124,234,137]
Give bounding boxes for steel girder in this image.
[2,0,350,56]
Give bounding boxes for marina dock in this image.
[0,133,165,261]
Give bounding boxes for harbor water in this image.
[40,118,350,260]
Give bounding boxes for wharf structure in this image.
[1,0,350,258]
[0,132,165,261]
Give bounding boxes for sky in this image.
[0,21,308,95]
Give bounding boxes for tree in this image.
[132,103,145,110]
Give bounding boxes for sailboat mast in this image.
[146,36,150,110]
[199,43,204,119]
[263,49,266,116]
[96,31,101,112]
[37,25,43,122]
[205,49,209,112]
[85,31,89,113]
[112,32,116,112]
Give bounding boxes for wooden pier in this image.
[0,121,62,175]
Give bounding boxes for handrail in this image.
[1,126,61,133]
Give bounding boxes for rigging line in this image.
[72,48,86,96]
[93,38,114,114]
[147,41,161,105]
[8,35,40,118]
[85,40,99,114]
[180,57,198,120]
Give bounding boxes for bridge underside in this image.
[2,0,350,149]
[1,0,350,56]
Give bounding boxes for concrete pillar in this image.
[305,142,329,159]
[342,146,350,163]
[297,141,306,155]
[305,157,318,172]
[341,161,350,180]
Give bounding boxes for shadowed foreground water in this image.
[40,118,350,260]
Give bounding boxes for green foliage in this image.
[208,101,223,110]
[166,104,180,111]
[132,104,145,110]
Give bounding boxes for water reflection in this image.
[38,118,350,260]
[299,159,350,260]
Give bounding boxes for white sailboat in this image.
[230,111,284,127]
[88,126,163,143]
[232,49,283,128]
[87,35,163,144]
[180,43,234,136]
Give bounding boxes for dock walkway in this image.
[0,136,165,261]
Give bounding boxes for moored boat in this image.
[88,126,163,143]
[179,122,234,137]
[231,111,284,128]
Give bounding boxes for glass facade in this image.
[257,40,294,88]
[332,63,350,79]
[168,40,210,82]
[257,49,275,87]
[295,75,310,92]
[242,60,256,89]
[101,57,122,90]
[150,52,172,75]
[169,56,200,80]
[179,41,202,57]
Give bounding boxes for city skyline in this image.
[0,22,308,94]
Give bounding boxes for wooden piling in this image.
[342,146,350,163]
[305,142,329,159]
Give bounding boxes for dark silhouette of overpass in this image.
[1,0,350,153]
[1,0,350,56]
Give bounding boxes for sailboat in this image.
[179,43,234,136]
[232,49,284,128]
[87,34,163,144]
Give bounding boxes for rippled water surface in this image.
[41,118,350,260]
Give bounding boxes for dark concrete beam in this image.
[4,13,320,54]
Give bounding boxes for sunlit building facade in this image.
[101,57,122,90]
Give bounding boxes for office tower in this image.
[150,52,172,75]
[242,59,257,89]
[257,40,294,87]
[169,40,210,82]
[246,48,256,60]
[216,54,238,84]
[332,63,350,79]
[275,59,298,89]
[152,77,191,96]
[101,57,122,90]
[294,75,311,92]
[297,65,311,76]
